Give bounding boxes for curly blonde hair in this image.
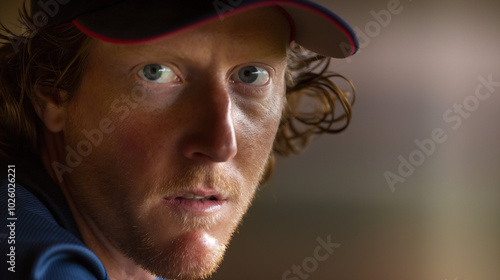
[0,7,355,182]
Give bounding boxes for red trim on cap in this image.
[276,6,296,44]
[54,22,74,29]
[73,20,123,43]
[74,2,292,45]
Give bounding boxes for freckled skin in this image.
[52,7,290,280]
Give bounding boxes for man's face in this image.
[59,7,289,279]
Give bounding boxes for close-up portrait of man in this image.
[0,0,358,279]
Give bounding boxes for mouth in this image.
[164,190,227,215]
[175,194,219,201]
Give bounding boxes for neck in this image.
[75,208,157,280]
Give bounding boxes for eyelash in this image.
[230,64,273,85]
[136,63,274,90]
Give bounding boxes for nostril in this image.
[190,152,214,162]
[182,134,237,163]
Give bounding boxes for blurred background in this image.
[1,0,499,279]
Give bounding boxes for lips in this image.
[164,189,227,214]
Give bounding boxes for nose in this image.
[180,80,238,163]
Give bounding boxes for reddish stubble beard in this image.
[64,145,270,280]
[119,165,263,280]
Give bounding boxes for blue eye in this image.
[232,66,269,86]
[138,64,175,83]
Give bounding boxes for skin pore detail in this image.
[41,7,291,280]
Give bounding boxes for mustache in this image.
[150,165,242,199]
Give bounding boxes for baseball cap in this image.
[31,0,358,58]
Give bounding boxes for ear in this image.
[34,84,66,133]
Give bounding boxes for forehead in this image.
[90,7,291,63]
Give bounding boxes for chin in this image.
[125,230,230,280]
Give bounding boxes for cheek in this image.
[234,88,284,165]
[101,87,185,170]
[64,78,167,185]
[104,113,172,179]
